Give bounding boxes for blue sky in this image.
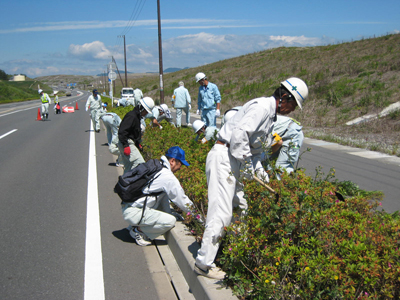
[1,0,399,78]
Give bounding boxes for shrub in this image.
[134,113,399,299]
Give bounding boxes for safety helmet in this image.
[113,99,119,105]
[223,107,241,124]
[280,77,308,110]
[195,72,206,83]
[160,104,172,119]
[140,97,155,113]
[192,120,206,134]
[38,89,43,94]
[53,91,58,95]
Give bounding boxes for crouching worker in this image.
[192,120,219,144]
[122,146,195,246]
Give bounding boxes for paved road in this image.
[0,92,164,300]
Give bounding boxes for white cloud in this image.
[68,41,114,60]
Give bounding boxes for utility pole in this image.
[118,35,128,87]
[157,0,164,104]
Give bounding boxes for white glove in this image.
[196,109,200,115]
[85,107,88,112]
[255,168,269,182]
[215,109,220,117]
[159,125,163,130]
[189,104,191,109]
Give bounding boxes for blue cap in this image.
[93,89,98,94]
[165,146,189,166]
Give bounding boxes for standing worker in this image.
[171,81,191,127]
[195,72,221,127]
[194,77,308,279]
[85,89,103,133]
[53,91,61,114]
[192,120,219,144]
[133,88,143,107]
[39,89,51,121]
[117,97,155,173]
[122,146,195,246]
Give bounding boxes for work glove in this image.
[255,168,269,183]
[159,125,163,130]
[189,104,191,109]
[196,109,200,115]
[85,107,88,112]
[123,146,131,156]
[138,144,143,152]
[215,109,220,117]
[271,133,282,147]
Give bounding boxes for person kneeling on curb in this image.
[122,146,195,246]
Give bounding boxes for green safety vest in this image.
[41,94,49,103]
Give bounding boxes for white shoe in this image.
[187,123,192,127]
[194,264,225,280]
[116,159,124,167]
[130,227,152,246]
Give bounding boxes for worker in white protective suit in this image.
[99,109,121,145]
[263,115,304,179]
[133,88,143,107]
[172,81,191,127]
[195,72,221,127]
[194,77,308,279]
[117,97,155,173]
[39,89,51,120]
[122,146,195,246]
[221,106,242,128]
[192,120,219,144]
[148,104,175,129]
[85,89,103,132]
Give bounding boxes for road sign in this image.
[108,71,117,81]
[62,106,75,113]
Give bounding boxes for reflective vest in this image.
[41,94,49,103]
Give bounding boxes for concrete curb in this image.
[164,222,237,300]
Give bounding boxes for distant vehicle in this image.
[66,91,71,96]
[120,87,134,100]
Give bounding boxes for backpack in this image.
[114,159,165,203]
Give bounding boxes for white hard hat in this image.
[195,72,206,83]
[223,107,241,124]
[140,97,155,113]
[113,99,119,105]
[53,91,58,95]
[192,120,205,133]
[160,104,171,119]
[280,77,308,110]
[38,89,43,94]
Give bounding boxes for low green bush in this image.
[137,119,399,299]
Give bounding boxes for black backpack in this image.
[114,159,165,203]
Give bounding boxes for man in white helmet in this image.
[85,89,103,132]
[221,106,242,128]
[195,72,221,127]
[194,77,308,280]
[38,89,51,120]
[172,81,191,127]
[192,120,219,144]
[148,104,175,130]
[117,97,155,173]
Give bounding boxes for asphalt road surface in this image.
[0,92,162,300]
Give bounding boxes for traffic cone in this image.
[75,102,79,110]
[36,108,42,121]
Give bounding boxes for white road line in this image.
[0,129,18,139]
[84,121,105,300]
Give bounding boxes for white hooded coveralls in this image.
[195,96,275,270]
[85,94,103,131]
[121,156,194,240]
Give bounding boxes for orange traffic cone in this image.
[75,102,79,110]
[36,108,42,121]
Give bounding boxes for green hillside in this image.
[0,80,53,103]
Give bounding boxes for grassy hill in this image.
[37,33,400,156]
[0,80,53,103]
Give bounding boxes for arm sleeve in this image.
[186,90,191,104]
[197,88,201,110]
[118,114,135,148]
[85,96,91,110]
[148,171,194,213]
[213,85,221,103]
